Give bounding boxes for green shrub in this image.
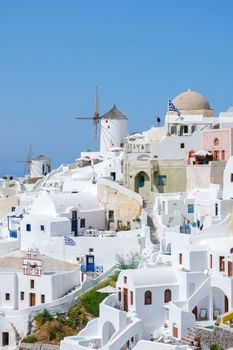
[116,224,131,232]
[115,252,140,270]
[23,335,37,343]
[213,124,220,129]
[66,303,88,329]
[35,309,54,328]
[210,344,220,350]
[134,215,141,222]
[79,289,108,317]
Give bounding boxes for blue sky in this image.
[0,0,233,175]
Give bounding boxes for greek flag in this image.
[64,235,76,246]
[168,100,181,116]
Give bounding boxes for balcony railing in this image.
[9,230,17,238]
[81,265,103,273]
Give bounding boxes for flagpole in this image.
[167,98,170,135]
[63,236,65,271]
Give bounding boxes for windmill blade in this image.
[75,87,102,147]
[76,117,95,120]
[25,162,29,175]
[95,86,99,114]
[17,145,33,177]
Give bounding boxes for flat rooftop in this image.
[0,250,78,272]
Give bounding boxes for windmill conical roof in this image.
[102,105,127,120]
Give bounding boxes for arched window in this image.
[230,248,233,254]
[214,138,219,146]
[164,289,172,303]
[144,290,152,305]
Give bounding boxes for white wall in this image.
[18,273,53,309]
[151,132,201,160]
[30,159,51,178]
[223,156,233,199]
[51,268,80,300]
[117,272,179,338]
[20,215,71,250]
[41,233,141,270]
[0,317,16,349]
[100,118,128,154]
[0,272,17,309]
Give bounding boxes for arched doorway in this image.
[192,306,198,320]
[164,289,172,303]
[225,295,229,313]
[134,171,150,200]
[172,323,178,338]
[102,321,116,346]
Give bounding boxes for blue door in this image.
[86,255,95,272]
[71,210,78,236]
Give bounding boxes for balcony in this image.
[9,230,17,238]
[81,265,103,273]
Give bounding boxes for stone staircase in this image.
[10,322,21,347]
[143,201,159,244]
[180,327,201,348]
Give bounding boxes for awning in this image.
[96,286,117,294]
[194,150,208,156]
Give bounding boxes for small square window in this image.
[188,204,194,213]
[158,175,167,186]
[26,224,31,232]
[80,218,86,228]
[180,143,185,148]
[108,210,114,221]
[89,248,94,253]
[5,293,10,301]
[40,225,45,231]
[11,207,16,212]
[30,280,35,289]
[20,292,24,300]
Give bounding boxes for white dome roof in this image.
[169,89,214,117]
[30,192,101,216]
[172,89,211,111]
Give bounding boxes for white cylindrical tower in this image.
[30,155,51,178]
[100,105,128,154]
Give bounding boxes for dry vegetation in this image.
[23,272,119,345]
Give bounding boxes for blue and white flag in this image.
[168,99,181,117]
[64,235,76,246]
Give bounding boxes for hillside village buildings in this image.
[1,89,233,349]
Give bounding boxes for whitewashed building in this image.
[20,192,106,251]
